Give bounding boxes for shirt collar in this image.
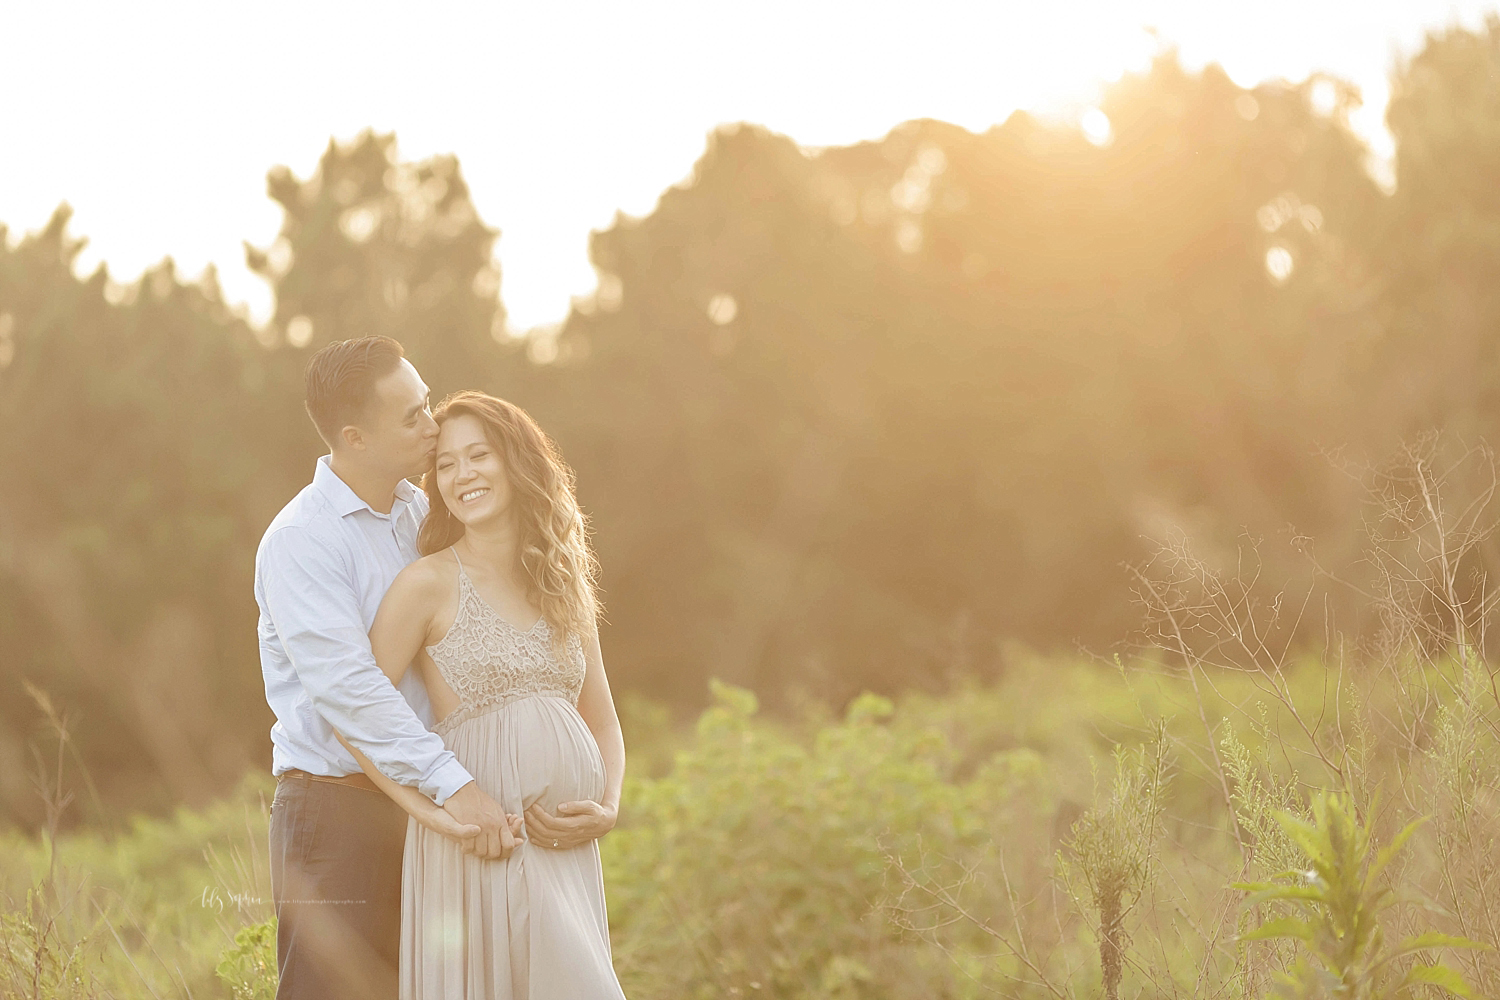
[313,454,416,518]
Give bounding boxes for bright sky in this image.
[1,1,1495,332]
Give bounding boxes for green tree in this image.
[0,208,299,823]
[245,129,516,395]
[539,52,1385,708]
[1377,16,1500,444]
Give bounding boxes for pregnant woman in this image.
[335,390,627,999]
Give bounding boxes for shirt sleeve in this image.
[259,525,474,805]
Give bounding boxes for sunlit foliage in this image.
[5,23,1500,828]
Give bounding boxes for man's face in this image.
[354,358,438,479]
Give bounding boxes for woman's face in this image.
[434,413,513,528]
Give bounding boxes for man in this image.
[255,337,516,999]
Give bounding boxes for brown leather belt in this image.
[279,767,382,794]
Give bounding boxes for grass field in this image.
[4,640,1497,999]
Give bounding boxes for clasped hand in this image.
[410,783,614,857]
[417,782,523,859]
[523,799,617,850]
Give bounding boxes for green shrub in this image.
[1237,791,1487,999]
[602,679,1048,999]
[1058,730,1171,1000]
[0,889,101,999]
[215,916,277,1000]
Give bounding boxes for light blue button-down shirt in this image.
[254,455,473,805]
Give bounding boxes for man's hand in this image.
[413,804,480,841]
[411,801,523,844]
[443,781,522,859]
[524,799,617,851]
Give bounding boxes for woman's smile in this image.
[434,413,515,525]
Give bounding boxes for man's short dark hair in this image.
[304,337,406,447]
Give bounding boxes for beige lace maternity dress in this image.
[400,551,625,999]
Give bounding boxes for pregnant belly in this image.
[444,694,605,814]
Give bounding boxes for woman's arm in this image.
[366,560,440,687]
[576,626,626,814]
[525,623,626,848]
[333,560,517,844]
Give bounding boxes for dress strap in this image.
[451,546,467,578]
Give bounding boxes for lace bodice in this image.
[425,555,585,737]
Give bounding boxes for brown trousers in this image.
[268,771,407,1000]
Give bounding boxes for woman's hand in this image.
[524,800,617,850]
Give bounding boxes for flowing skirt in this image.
[400,694,625,999]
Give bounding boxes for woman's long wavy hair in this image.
[416,391,601,649]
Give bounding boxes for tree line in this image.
[3,21,1500,825]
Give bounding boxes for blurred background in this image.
[4,0,1500,827]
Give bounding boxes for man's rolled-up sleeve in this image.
[260,527,474,805]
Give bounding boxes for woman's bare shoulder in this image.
[388,550,458,604]
[370,551,458,671]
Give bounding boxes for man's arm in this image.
[364,558,519,859]
[258,526,473,805]
[331,729,524,850]
[330,729,482,837]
